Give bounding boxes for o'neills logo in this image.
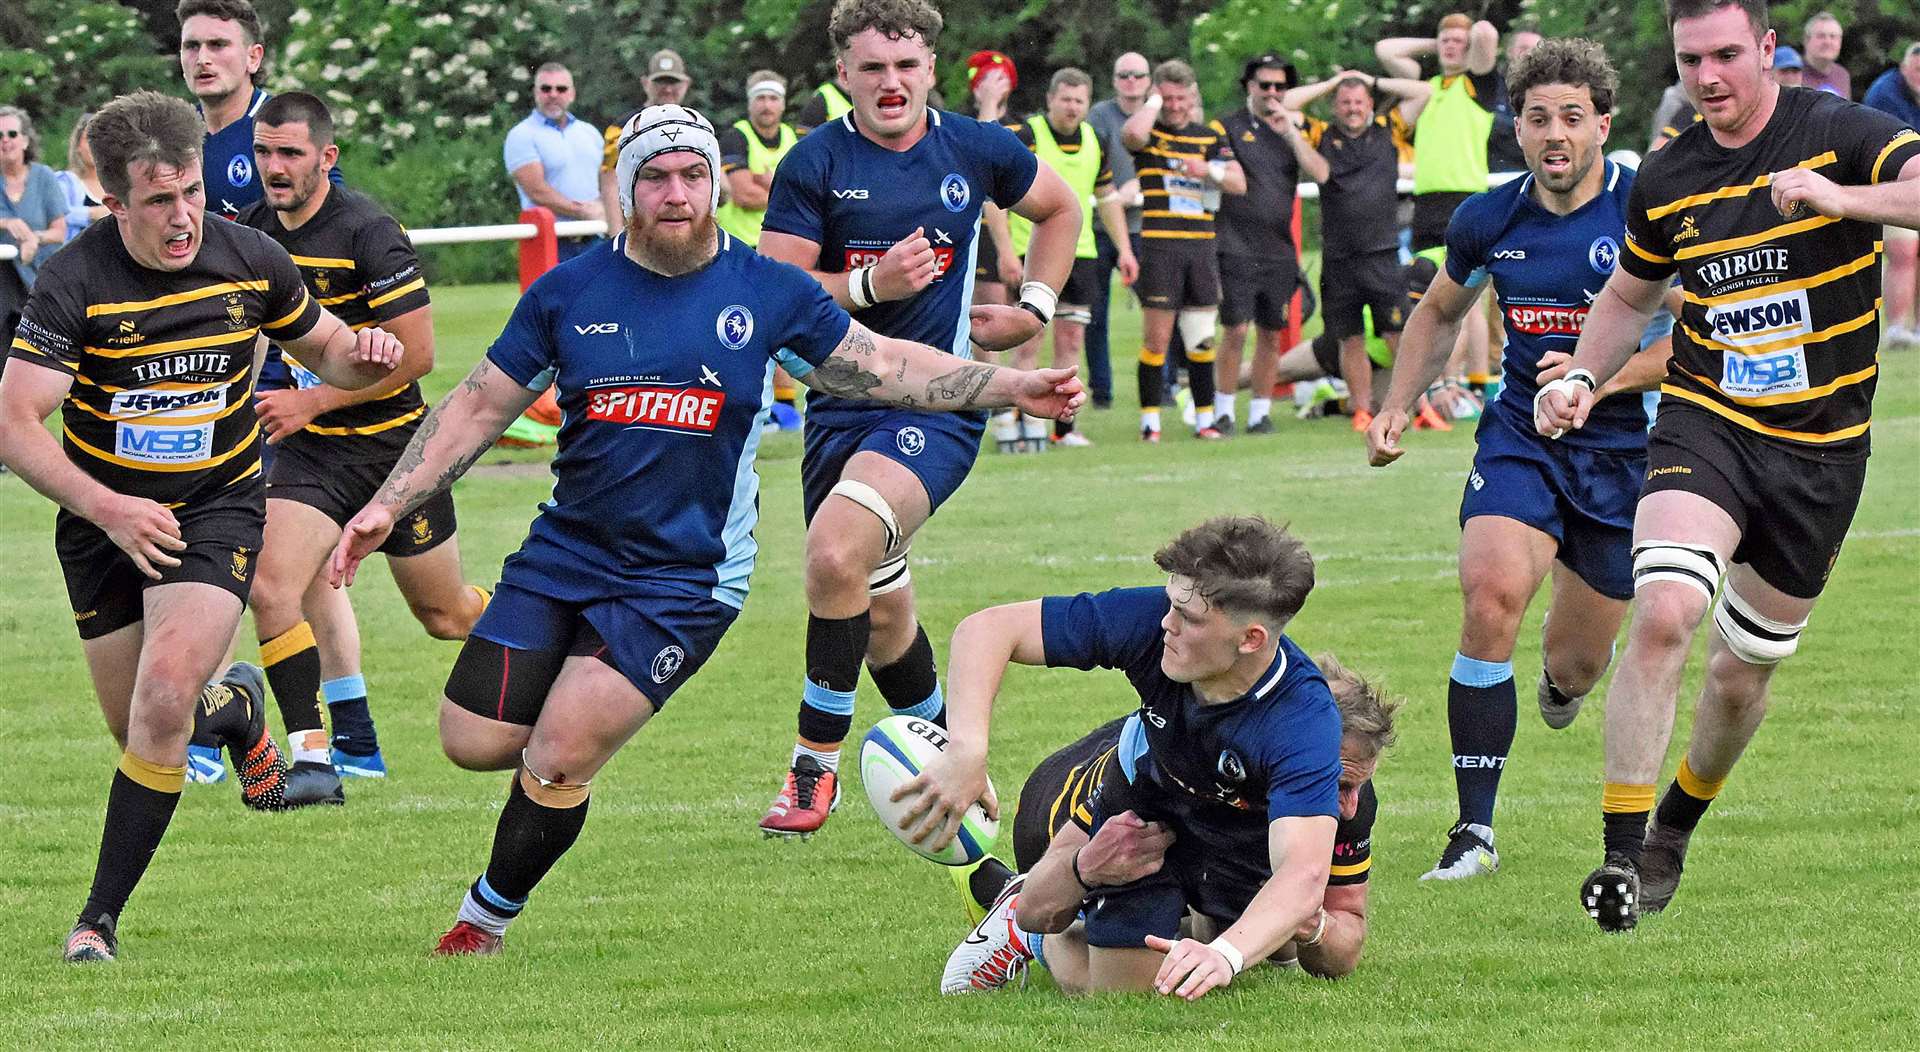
[586,385,725,432]
[1507,304,1587,335]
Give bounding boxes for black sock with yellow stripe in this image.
[81,752,185,922]
[1656,757,1724,834]
[1602,781,1655,862]
[261,622,325,746]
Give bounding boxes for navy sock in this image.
[324,674,377,754]
[1448,653,1516,829]
[870,625,944,726]
[798,612,868,746]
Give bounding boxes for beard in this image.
[629,212,718,274]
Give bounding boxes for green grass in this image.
[3,283,1917,1049]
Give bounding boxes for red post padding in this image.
[518,207,558,292]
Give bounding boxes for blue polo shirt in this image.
[504,110,605,208]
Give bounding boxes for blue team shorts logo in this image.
[650,645,685,684]
[1589,236,1620,274]
[716,304,754,350]
[227,154,253,188]
[895,426,926,456]
[940,173,970,213]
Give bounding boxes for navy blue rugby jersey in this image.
[485,232,850,608]
[1039,586,1342,827]
[761,108,1037,427]
[1445,159,1653,451]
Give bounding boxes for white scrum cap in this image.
[614,104,723,219]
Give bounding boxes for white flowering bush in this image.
[0,3,174,126]
[274,0,589,154]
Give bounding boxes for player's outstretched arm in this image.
[258,305,437,444]
[893,601,1046,849]
[1366,267,1481,466]
[328,357,538,587]
[797,321,1087,420]
[279,307,404,392]
[0,359,184,579]
[1146,814,1335,1000]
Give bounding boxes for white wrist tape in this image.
[847,266,877,310]
[1300,908,1328,949]
[1533,368,1598,440]
[1018,281,1058,324]
[1208,936,1246,976]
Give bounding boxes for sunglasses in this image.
[536,84,571,93]
[1116,70,1149,80]
[1254,80,1289,91]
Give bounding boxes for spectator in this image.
[598,51,695,223]
[0,105,68,345]
[1082,51,1152,408]
[1771,46,1805,88]
[1004,67,1137,446]
[1801,11,1851,98]
[1290,73,1433,431]
[1377,13,1499,394]
[1209,54,1326,435]
[55,113,109,239]
[1647,80,1700,152]
[1864,43,1920,347]
[715,70,799,247]
[1486,24,1542,175]
[504,62,609,261]
[970,50,1022,314]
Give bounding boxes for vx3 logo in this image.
[575,322,619,335]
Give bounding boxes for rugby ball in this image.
[860,715,999,866]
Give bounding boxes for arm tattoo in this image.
[371,363,494,514]
[925,363,997,409]
[810,354,885,398]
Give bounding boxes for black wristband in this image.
[860,266,878,307]
[1070,847,1097,890]
[1016,301,1048,325]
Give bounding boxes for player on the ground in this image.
[1120,60,1247,440]
[892,516,1343,999]
[944,654,1396,986]
[322,105,1084,956]
[752,0,1082,838]
[177,0,359,794]
[0,90,402,962]
[1365,39,1676,881]
[1536,0,1920,931]
[239,92,489,794]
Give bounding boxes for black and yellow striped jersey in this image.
[238,187,431,462]
[9,216,320,507]
[1130,121,1234,241]
[1622,87,1920,452]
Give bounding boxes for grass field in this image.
[2,282,1916,1049]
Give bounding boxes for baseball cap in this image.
[1773,45,1804,70]
[649,49,690,82]
[966,50,1017,92]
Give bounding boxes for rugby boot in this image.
[1579,852,1641,932]
[1140,425,1161,443]
[284,760,346,808]
[62,913,118,964]
[432,921,503,957]
[1194,425,1224,440]
[331,745,389,779]
[941,875,1033,994]
[1244,415,1275,434]
[1351,408,1374,434]
[1537,670,1584,730]
[208,663,289,811]
[1212,415,1235,437]
[186,664,261,784]
[1637,815,1694,914]
[185,743,228,784]
[1420,822,1499,881]
[758,755,840,838]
